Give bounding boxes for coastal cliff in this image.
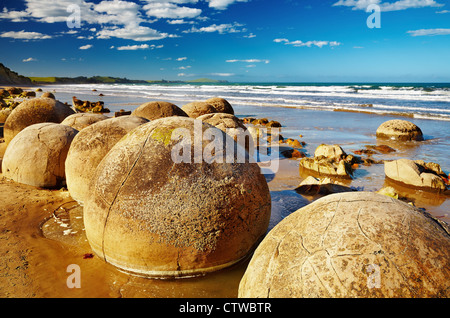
[0,63,32,85]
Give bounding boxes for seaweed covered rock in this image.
[181,101,217,118]
[2,123,78,188]
[83,117,271,278]
[239,192,450,298]
[3,97,75,145]
[376,120,423,141]
[65,115,148,204]
[131,101,188,120]
[72,96,110,113]
[205,97,234,115]
[61,113,109,131]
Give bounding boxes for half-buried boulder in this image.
[61,113,109,131]
[3,97,75,145]
[65,115,149,204]
[181,101,217,118]
[2,123,78,188]
[239,191,450,298]
[131,101,188,121]
[376,119,423,141]
[83,117,271,278]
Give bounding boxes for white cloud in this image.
[178,65,192,69]
[143,2,201,19]
[79,44,93,50]
[0,8,30,22]
[333,0,444,12]
[436,9,450,13]
[96,25,171,41]
[205,0,248,10]
[274,38,342,48]
[0,30,52,40]
[243,33,256,38]
[167,19,196,24]
[407,28,450,36]
[183,22,246,34]
[116,44,150,50]
[23,57,37,62]
[226,59,270,63]
[209,72,235,76]
[177,57,188,61]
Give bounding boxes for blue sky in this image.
[0,0,449,82]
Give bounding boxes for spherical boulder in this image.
[196,112,251,152]
[41,92,55,99]
[131,101,188,120]
[376,119,423,141]
[239,192,450,298]
[205,97,234,115]
[4,97,75,145]
[61,113,109,131]
[2,123,78,188]
[65,115,148,204]
[83,116,271,278]
[181,101,217,118]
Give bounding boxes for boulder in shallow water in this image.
[83,116,271,278]
[239,191,450,298]
[376,119,423,141]
[384,158,447,192]
[2,123,78,188]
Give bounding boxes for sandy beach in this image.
[0,84,449,298]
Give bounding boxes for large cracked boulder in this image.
[83,117,271,278]
[239,191,450,298]
[131,101,188,121]
[384,159,447,192]
[65,115,149,204]
[3,97,75,145]
[2,123,78,188]
[376,120,423,141]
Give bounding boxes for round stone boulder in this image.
[2,123,78,188]
[181,101,217,118]
[196,112,252,153]
[65,115,148,204]
[205,97,234,115]
[131,101,188,120]
[376,119,423,141]
[61,113,109,131]
[239,191,450,298]
[41,92,55,99]
[83,116,271,278]
[4,97,75,145]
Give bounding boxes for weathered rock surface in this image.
[239,192,450,298]
[384,159,447,192]
[205,97,234,115]
[376,120,423,141]
[60,113,109,131]
[181,101,217,118]
[65,115,148,204]
[3,97,75,145]
[2,123,78,188]
[131,101,188,120]
[83,117,271,278]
